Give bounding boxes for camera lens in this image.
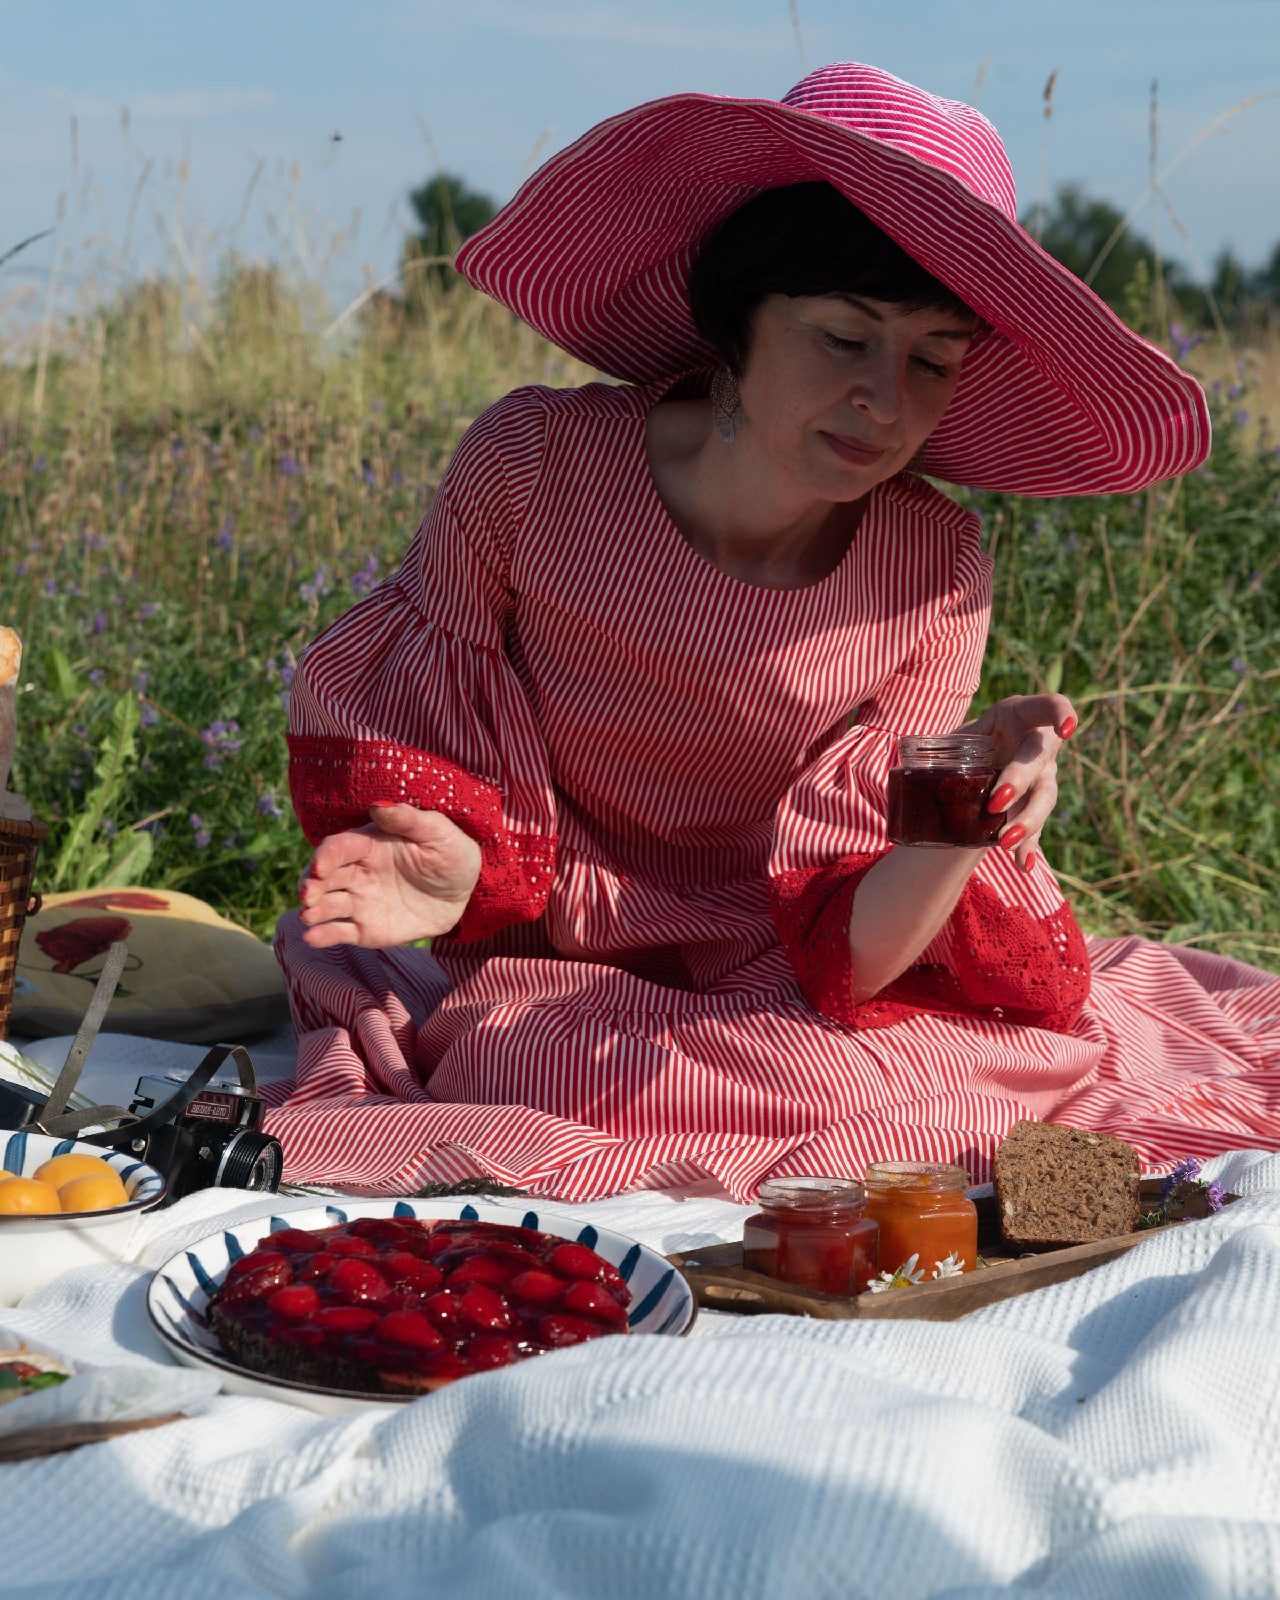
[214,1130,284,1193]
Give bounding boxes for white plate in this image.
[146,1198,696,1414]
[0,1130,167,1306]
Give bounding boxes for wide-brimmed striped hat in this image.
[456,62,1209,496]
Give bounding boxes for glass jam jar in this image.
[862,1163,978,1279]
[886,733,1006,848]
[742,1176,879,1296]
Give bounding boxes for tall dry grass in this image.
[1,199,1277,961]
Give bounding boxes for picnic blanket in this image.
[1,1147,1279,1598]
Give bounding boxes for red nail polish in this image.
[988,784,1016,814]
[1060,717,1077,740]
[1021,851,1039,874]
[1000,824,1027,850]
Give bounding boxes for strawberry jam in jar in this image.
[886,733,1005,848]
[862,1163,978,1280]
[742,1177,879,1296]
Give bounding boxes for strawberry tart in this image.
[207,1215,632,1394]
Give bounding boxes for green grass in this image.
[2,268,1277,965]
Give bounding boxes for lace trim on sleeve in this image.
[770,851,1091,1034]
[288,733,555,943]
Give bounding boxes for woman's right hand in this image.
[298,803,482,949]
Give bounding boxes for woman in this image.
[269,63,1278,1198]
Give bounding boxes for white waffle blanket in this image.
[1,1152,1279,1598]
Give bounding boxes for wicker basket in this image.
[0,816,48,1041]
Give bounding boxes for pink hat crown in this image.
[782,63,1019,223]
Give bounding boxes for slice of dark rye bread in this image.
[994,1120,1141,1248]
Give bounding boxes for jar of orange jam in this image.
[742,1177,879,1296]
[862,1163,978,1280]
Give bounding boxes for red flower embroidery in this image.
[59,892,169,912]
[35,916,133,975]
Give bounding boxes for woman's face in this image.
[735,293,977,503]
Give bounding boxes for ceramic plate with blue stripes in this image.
[0,1129,166,1215]
[146,1199,696,1414]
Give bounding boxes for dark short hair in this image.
[688,182,978,375]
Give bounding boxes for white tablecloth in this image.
[3,1036,1280,1596]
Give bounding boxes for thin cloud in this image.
[47,88,276,120]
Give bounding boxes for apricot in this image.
[0,1178,61,1215]
[57,1170,130,1213]
[34,1153,116,1188]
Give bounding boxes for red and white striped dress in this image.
[269,382,1280,1199]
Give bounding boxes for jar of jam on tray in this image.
[863,1162,979,1280]
[742,1176,879,1296]
[887,733,1006,848]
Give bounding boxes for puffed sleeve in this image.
[768,510,1090,1032]
[287,389,556,943]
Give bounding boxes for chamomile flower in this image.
[931,1252,964,1279]
[865,1253,924,1293]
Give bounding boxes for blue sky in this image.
[3,0,1278,328]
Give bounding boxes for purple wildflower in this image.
[249,425,263,443]
[1168,322,1206,363]
[134,671,150,693]
[390,468,404,488]
[362,465,377,488]
[89,668,104,685]
[69,771,84,790]
[43,579,57,597]
[1162,1155,1202,1200]
[215,516,235,553]
[189,813,211,850]
[15,561,26,578]
[139,701,159,730]
[350,554,380,596]
[299,567,331,605]
[201,719,242,771]
[1231,656,1248,674]
[257,792,284,821]
[33,455,46,474]
[280,450,301,478]
[138,602,160,620]
[1233,409,1251,429]
[93,610,108,635]
[1063,530,1081,556]
[1205,1181,1225,1212]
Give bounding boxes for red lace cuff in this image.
[287,734,554,943]
[770,851,1091,1033]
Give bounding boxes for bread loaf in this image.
[994,1119,1140,1248]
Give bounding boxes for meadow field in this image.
[2,260,1278,968]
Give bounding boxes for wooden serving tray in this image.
[668,1182,1232,1323]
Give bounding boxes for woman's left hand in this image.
[962,694,1078,873]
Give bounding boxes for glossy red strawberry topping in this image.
[211,1216,633,1387]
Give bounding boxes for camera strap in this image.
[45,1044,260,1147]
[36,940,131,1132]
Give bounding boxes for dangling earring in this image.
[711,366,747,444]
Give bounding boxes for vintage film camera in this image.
[119,1044,284,1202]
[0,1042,283,1205]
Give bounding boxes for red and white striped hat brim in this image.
[457,62,1210,497]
